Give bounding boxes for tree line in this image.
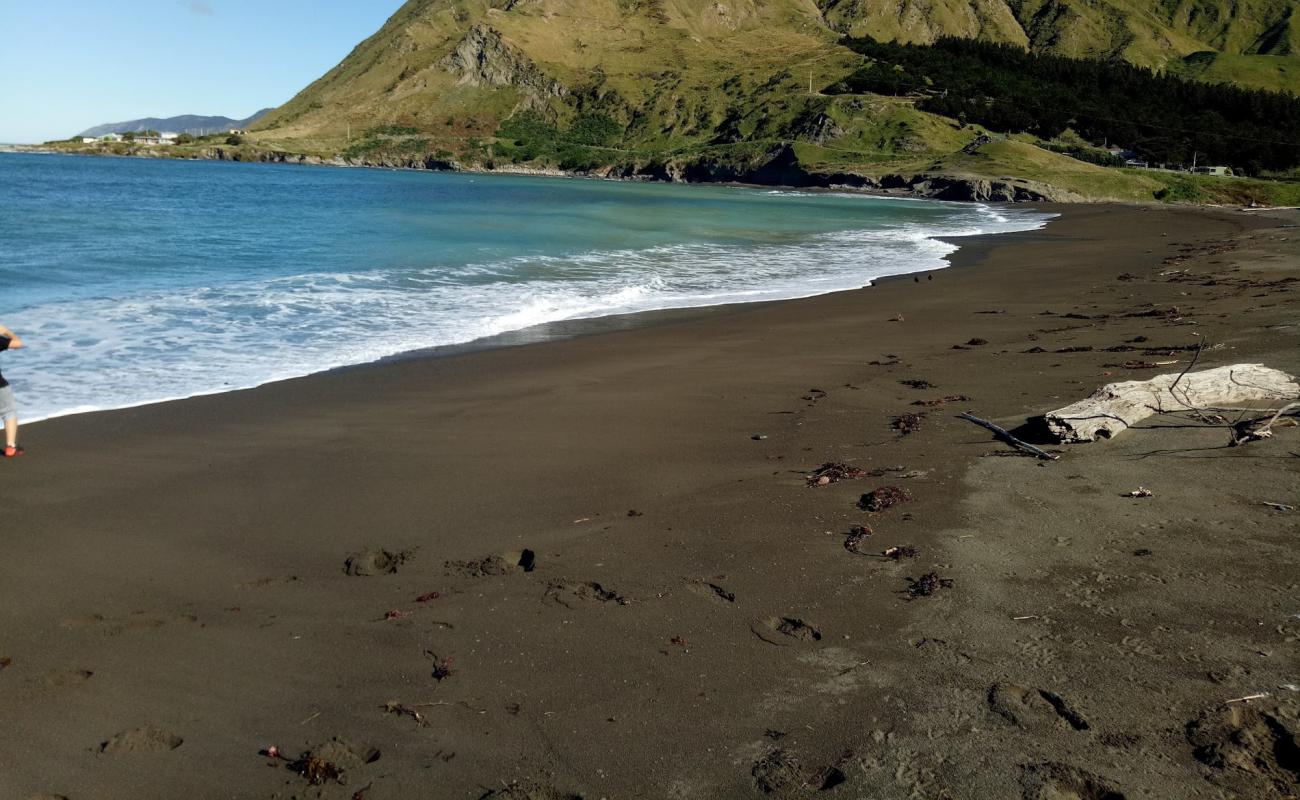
[830,37,1300,175]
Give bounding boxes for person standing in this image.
[0,323,24,458]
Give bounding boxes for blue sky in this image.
[0,1,406,143]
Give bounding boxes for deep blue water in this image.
[0,152,1050,420]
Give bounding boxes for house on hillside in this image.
[98,133,123,142]
[1192,165,1233,177]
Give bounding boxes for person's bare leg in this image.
[4,417,16,449]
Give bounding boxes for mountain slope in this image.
[230,0,1300,204]
[255,0,1298,156]
[820,0,1300,81]
[78,110,273,138]
[256,0,859,150]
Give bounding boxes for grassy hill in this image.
[820,0,1300,84]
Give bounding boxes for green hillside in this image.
[255,0,1300,156]
[798,0,1300,86]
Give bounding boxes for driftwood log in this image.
[1045,364,1299,443]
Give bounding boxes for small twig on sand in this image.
[384,701,431,726]
[1263,501,1295,512]
[412,700,487,714]
[1224,692,1270,704]
[1165,335,1222,424]
[299,711,321,725]
[957,412,1060,460]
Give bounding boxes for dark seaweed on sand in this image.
[426,651,454,681]
[860,486,912,511]
[807,462,866,486]
[892,412,926,435]
[843,525,872,553]
[288,754,345,785]
[905,572,953,598]
[912,394,971,407]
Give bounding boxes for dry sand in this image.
[1,204,1297,800]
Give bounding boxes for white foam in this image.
[11,204,1052,422]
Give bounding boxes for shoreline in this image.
[11,163,1052,425]
[2,144,1074,203]
[3,203,1297,799]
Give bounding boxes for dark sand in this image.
[2,205,1298,800]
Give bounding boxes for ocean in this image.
[0,152,1052,422]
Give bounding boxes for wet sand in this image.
[1,204,1297,800]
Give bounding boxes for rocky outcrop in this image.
[794,113,846,145]
[607,145,1069,201]
[439,25,566,110]
[905,175,1072,201]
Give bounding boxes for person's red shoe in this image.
[3,445,24,458]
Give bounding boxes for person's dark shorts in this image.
[0,385,16,422]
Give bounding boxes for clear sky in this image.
[0,1,406,143]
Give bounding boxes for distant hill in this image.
[78,109,273,138]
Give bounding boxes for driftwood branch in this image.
[1046,365,1300,442]
[1231,401,1300,446]
[958,412,1059,460]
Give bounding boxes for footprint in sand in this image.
[344,548,412,576]
[33,668,93,692]
[1186,703,1300,796]
[544,579,628,608]
[685,579,736,604]
[1019,762,1126,800]
[445,549,536,578]
[988,683,1090,732]
[751,747,852,795]
[750,616,822,647]
[99,726,183,754]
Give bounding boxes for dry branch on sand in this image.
[957,412,1059,460]
[1045,365,1299,443]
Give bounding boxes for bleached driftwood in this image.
[1045,364,1300,443]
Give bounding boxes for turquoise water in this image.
[0,152,1050,421]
